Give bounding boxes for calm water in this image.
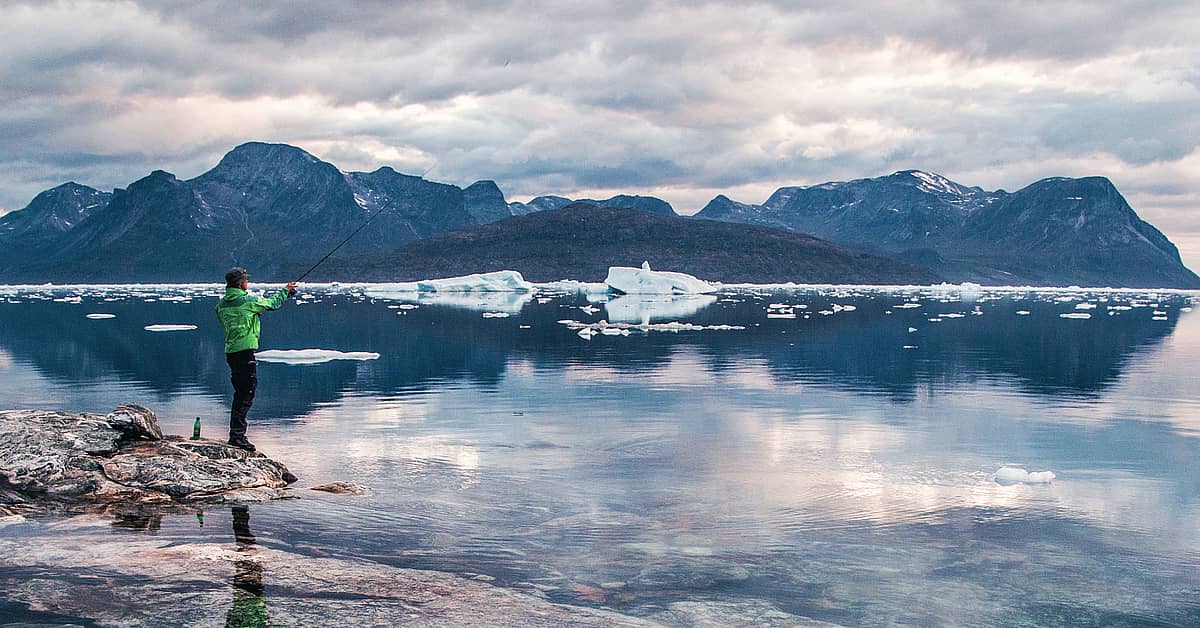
[1,283,1198,625]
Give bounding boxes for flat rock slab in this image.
[309,481,369,495]
[0,405,296,511]
[0,516,658,627]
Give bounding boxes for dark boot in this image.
[228,436,256,452]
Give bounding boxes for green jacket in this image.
[216,287,290,354]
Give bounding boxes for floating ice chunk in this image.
[53,296,83,303]
[144,324,197,332]
[255,349,380,364]
[831,304,856,312]
[895,303,921,309]
[941,313,966,318]
[605,261,715,295]
[1075,303,1097,310]
[767,312,796,319]
[579,305,600,315]
[560,319,744,335]
[908,327,918,333]
[1016,310,1031,315]
[1152,310,1167,316]
[902,345,918,349]
[994,467,1056,485]
[1152,316,1168,321]
[481,311,511,318]
[1059,312,1091,319]
[86,313,116,319]
[417,270,533,293]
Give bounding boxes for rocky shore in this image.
[0,404,297,516]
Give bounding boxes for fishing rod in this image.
[294,206,385,283]
[293,158,440,283]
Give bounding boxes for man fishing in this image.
[216,267,296,451]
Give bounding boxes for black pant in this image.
[226,349,257,440]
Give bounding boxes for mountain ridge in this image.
[0,144,1194,287]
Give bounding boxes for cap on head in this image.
[225,267,249,288]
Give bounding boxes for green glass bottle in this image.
[191,417,201,440]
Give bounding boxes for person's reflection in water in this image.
[226,505,277,628]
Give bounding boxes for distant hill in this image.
[696,170,1199,288]
[317,203,943,284]
[509,194,676,217]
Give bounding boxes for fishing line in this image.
[294,206,386,283]
[295,158,439,283]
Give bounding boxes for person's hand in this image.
[286,282,297,297]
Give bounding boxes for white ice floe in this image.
[908,327,918,333]
[560,319,744,337]
[994,467,1056,485]
[894,303,922,309]
[255,349,381,364]
[605,261,715,295]
[1016,310,1031,315]
[481,312,511,318]
[365,287,532,314]
[1059,312,1091,319]
[86,313,116,319]
[606,294,717,324]
[144,324,198,332]
[1075,302,1097,310]
[417,270,533,293]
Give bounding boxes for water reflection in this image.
[0,285,1197,625]
[604,294,717,323]
[0,287,1188,420]
[227,506,272,628]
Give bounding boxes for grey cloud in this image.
[0,0,1198,249]
[1040,99,1200,165]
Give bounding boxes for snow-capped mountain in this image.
[0,145,1194,287]
[0,143,510,281]
[696,170,1198,288]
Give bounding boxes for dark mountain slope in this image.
[696,170,1198,288]
[318,203,942,284]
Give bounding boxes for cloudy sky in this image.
[4,1,1200,266]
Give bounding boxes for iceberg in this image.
[994,467,1056,485]
[255,349,381,364]
[416,270,533,293]
[605,261,715,295]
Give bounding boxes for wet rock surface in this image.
[309,481,369,495]
[0,515,657,627]
[0,405,297,511]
